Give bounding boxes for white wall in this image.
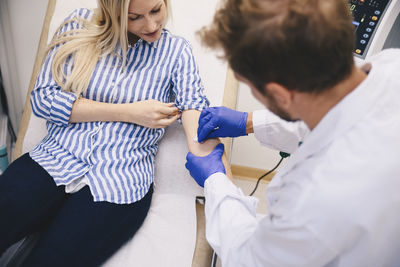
[168,0,228,106]
[7,0,48,102]
[0,0,48,132]
[230,82,283,170]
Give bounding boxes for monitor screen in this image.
[350,0,391,57]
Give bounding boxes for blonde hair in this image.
[48,0,169,96]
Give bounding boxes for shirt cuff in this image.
[175,95,210,112]
[204,173,259,216]
[205,172,240,195]
[50,91,77,126]
[252,109,276,133]
[252,109,306,153]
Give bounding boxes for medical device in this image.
[350,0,400,64]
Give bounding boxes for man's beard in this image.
[267,95,298,122]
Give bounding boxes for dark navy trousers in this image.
[0,153,153,267]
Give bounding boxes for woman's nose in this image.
[144,17,158,32]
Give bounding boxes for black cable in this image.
[249,151,290,196]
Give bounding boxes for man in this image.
[185,0,400,266]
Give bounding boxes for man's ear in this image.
[264,82,293,108]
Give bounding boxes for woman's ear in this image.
[264,82,293,109]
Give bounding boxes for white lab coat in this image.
[204,49,400,267]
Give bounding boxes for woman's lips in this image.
[144,29,159,37]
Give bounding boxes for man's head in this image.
[199,0,355,118]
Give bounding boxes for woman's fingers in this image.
[159,103,179,116]
[157,113,181,127]
[134,100,180,128]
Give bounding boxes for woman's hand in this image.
[127,100,181,128]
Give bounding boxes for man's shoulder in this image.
[367,48,400,67]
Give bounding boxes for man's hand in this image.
[197,107,248,142]
[185,143,226,187]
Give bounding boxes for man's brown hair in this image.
[199,0,355,93]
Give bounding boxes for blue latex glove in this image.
[185,143,226,187]
[197,107,248,142]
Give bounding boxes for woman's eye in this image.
[151,8,161,13]
[129,16,139,21]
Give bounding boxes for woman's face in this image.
[127,0,167,43]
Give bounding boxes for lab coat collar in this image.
[277,60,382,178]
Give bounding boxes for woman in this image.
[0,0,228,266]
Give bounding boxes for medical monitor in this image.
[350,0,391,58]
[350,0,400,61]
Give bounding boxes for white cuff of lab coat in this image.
[253,109,308,153]
[204,173,260,260]
[204,172,259,220]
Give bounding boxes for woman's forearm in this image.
[181,110,233,180]
[69,98,128,123]
[69,98,180,128]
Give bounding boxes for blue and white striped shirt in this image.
[29,8,209,204]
